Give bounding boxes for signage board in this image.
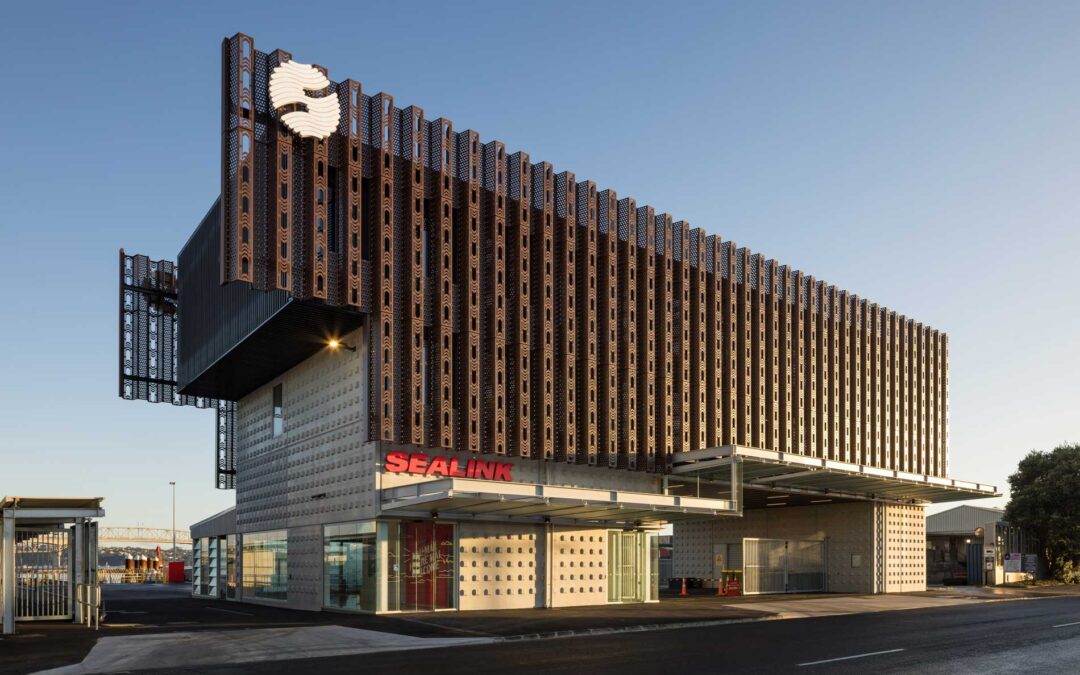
[1004,552,1021,573]
[1023,554,1038,574]
[384,450,514,482]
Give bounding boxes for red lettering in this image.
[426,455,448,477]
[385,451,409,473]
[448,458,468,478]
[476,460,496,480]
[407,453,429,475]
[389,452,512,481]
[492,462,513,482]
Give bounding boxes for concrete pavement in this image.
[35,625,494,675]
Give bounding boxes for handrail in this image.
[75,583,101,630]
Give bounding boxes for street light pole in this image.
[169,481,176,560]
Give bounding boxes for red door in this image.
[403,522,455,611]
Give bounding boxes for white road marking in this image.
[1052,620,1080,628]
[207,607,254,616]
[798,648,905,666]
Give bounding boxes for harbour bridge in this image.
[98,527,192,546]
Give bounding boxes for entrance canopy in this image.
[381,478,737,526]
[0,496,105,523]
[672,446,997,505]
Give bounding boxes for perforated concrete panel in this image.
[286,524,324,611]
[882,503,926,592]
[236,325,373,533]
[551,527,607,607]
[458,522,542,610]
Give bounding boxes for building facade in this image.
[119,33,995,613]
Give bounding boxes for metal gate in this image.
[608,532,644,602]
[14,527,72,620]
[743,538,825,594]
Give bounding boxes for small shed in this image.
[1,496,105,634]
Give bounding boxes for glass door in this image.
[386,521,456,612]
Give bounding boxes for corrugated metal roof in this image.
[670,446,998,504]
[926,504,1004,534]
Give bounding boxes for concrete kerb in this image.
[490,593,1052,642]
[495,615,780,642]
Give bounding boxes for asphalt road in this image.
[152,595,1080,674]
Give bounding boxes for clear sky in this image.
[1,1,1077,529]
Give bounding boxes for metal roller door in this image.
[743,538,825,594]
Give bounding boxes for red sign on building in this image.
[384,451,513,482]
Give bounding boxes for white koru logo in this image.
[268,61,341,140]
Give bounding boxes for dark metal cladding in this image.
[689,228,708,454]
[428,118,455,449]
[531,161,556,462]
[371,92,396,443]
[454,130,481,454]
[480,140,507,456]
[656,213,674,471]
[597,189,619,469]
[119,244,237,489]
[635,205,655,472]
[617,198,638,469]
[672,221,690,457]
[554,171,577,464]
[402,105,426,447]
[120,33,956,486]
[508,151,532,459]
[220,33,256,285]
[340,79,363,308]
[576,180,598,466]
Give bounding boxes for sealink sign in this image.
[385,451,514,482]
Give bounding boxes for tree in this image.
[1005,443,1080,581]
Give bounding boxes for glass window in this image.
[272,384,284,436]
[242,530,288,601]
[226,534,237,600]
[324,522,377,611]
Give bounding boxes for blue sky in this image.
[1,1,1077,528]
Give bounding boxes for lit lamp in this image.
[327,338,356,352]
